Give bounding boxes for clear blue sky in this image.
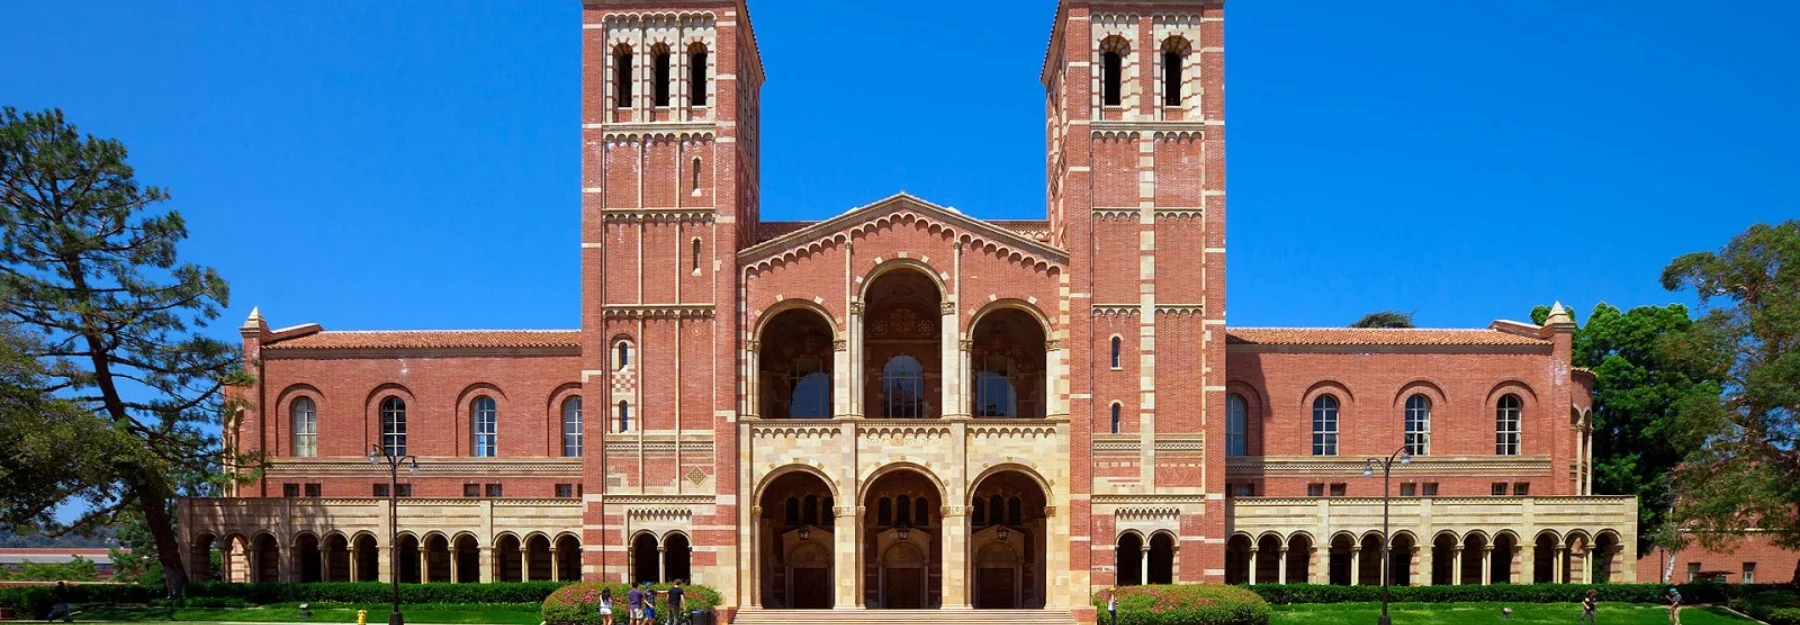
[3,0,1796,336]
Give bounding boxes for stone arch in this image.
[1430,530,1460,585]
[1285,532,1315,586]
[351,532,379,582]
[189,532,221,582]
[861,462,948,505]
[1485,379,1540,405]
[858,258,950,303]
[968,299,1053,336]
[861,263,946,419]
[1491,530,1521,585]
[756,304,838,419]
[863,464,945,609]
[492,532,523,583]
[1392,379,1450,409]
[662,530,692,584]
[970,467,1050,608]
[1300,379,1357,408]
[291,531,323,583]
[630,531,659,585]
[1533,530,1562,583]
[1253,532,1282,585]
[969,304,1049,419]
[1224,532,1254,585]
[552,533,581,582]
[1389,531,1419,587]
[758,468,836,609]
[1593,529,1623,584]
[251,531,282,583]
[755,298,843,337]
[756,464,841,501]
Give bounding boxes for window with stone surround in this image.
[561,397,583,457]
[616,400,631,433]
[612,45,633,109]
[1400,483,1417,496]
[1405,394,1432,456]
[1312,395,1339,456]
[688,45,708,106]
[1110,335,1122,369]
[1496,394,1522,455]
[472,396,497,458]
[1160,36,1191,107]
[1308,483,1325,497]
[1100,37,1129,107]
[1226,394,1248,456]
[882,355,927,419]
[380,396,407,457]
[651,46,672,107]
[291,397,317,458]
[1110,402,1122,434]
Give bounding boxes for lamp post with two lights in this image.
[369,445,418,625]
[1363,446,1411,625]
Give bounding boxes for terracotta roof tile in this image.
[266,330,579,350]
[1226,327,1547,346]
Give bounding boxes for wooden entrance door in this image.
[976,568,1016,608]
[883,566,923,608]
[791,567,831,608]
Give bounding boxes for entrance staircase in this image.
[733,608,1078,625]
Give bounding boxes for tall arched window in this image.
[688,46,708,106]
[1110,402,1122,434]
[651,48,672,106]
[1405,395,1432,456]
[877,498,892,525]
[1110,336,1122,369]
[617,400,631,433]
[561,397,584,458]
[612,45,633,109]
[1162,49,1183,106]
[1311,395,1339,456]
[690,159,703,195]
[1101,49,1123,106]
[471,396,498,457]
[1226,394,1248,457]
[974,355,1017,418]
[1496,394,1522,456]
[881,355,926,418]
[790,363,832,419]
[915,498,930,527]
[291,397,317,458]
[380,397,407,457]
[616,340,631,367]
[896,495,912,525]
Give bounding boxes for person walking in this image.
[44,581,73,623]
[1579,589,1598,625]
[627,583,646,625]
[1106,587,1117,625]
[598,587,614,625]
[666,580,686,625]
[1665,587,1682,625]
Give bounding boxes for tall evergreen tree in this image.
[0,108,254,595]
[1659,221,1800,549]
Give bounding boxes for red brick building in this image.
[179,0,1636,621]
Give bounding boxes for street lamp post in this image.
[1363,446,1411,625]
[370,445,419,625]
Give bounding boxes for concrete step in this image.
[733,608,1077,625]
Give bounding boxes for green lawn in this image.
[69,602,542,625]
[1272,602,1752,625]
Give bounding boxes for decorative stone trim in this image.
[601,304,715,319]
[265,457,581,477]
[602,494,716,505]
[1226,455,1553,476]
[627,508,694,521]
[1116,507,1181,520]
[1092,304,1140,317]
[739,193,1068,272]
[747,424,840,440]
[601,208,716,224]
[1152,208,1205,219]
[1093,494,1211,504]
[597,125,717,142]
[1091,208,1138,219]
[1156,304,1206,317]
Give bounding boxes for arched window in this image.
[975,355,1017,418]
[616,341,631,367]
[881,355,926,418]
[471,396,498,457]
[789,353,832,418]
[1110,402,1122,434]
[803,494,819,525]
[1311,395,1339,456]
[612,46,633,109]
[785,497,800,525]
[896,495,912,526]
[291,397,317,458]
[617,400,631,433]
[915,498,930,527]
[690,158,703,195]
[1226,394,1248,457]
[1007,497,1023,525]
[652,48,672,106]
[988,495,1004,525]
[1110,336,1122,369]
[1101,49,1123,106]
[1496,394,1522,456]
[380,397,407,457]
[1162,49,1183,106]
[561,397,583,458]
[877,498,892,525]
[1405,395,1432,456]
[691,237,702,271]
[688,46,708,106]
[972,497,986,525]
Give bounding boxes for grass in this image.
[1271,602,1753,624]
[67,602,543,625]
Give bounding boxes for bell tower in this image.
[1043,0,1227,590]
[577,0,762,596]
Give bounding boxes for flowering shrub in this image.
[542,582,720,625]
[1092,584,1271,625]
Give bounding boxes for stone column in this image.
[378,542,393,583]
[747,512,761,608]
[942,508,970,608]
[1525,543,1537,583]
[941,301,960,418]
[1045,341,1064,417]
[1481,547,1493,586]
[1451,548,1463,585]
[1423,545,1436,586]
[520,547,530,582]
[835,505,862,607]
[349,546,360,582]
[480,547,494,583]
[1349,547,1360,585]
[745,340,760,418]
[1311,547,1328,585]
[1277,548,1289,585]
[1577,547,1591,584]
[1247,548,1259,584]
[319,548,329,583]
[1142,546,1153,585]
[551,548,562,582]
[1555,547,1567,584]
[847,302,865,417]
[451,547,463,583]
[420,549,430,583]
[833,339,851,417]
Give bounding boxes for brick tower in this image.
[1042,0,1228,591]
[578,0,763,600]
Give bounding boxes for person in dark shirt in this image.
[666,581,685,625]
[1580,589,1598,625]
[45,581,73,623]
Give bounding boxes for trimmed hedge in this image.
[1731,588,1800,625]
[1245,582,1788,605]
[0,581,565,617]
[543,582,721,625]
[1094,584,1271,625]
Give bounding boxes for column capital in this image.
[850,301,865,315]
[940,301,956,315]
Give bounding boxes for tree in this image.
[1658,220,1800,550]
[1351,310,1415,328]
[0,323,128,532]
[0,108,255,596]
[1530,302,1723,559]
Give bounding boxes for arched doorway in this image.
[758,469,835,609]
[396,535,421,584]
[1148,532,1176,585]
[526,535,553,581]
[1225,534,1253,585]
[424,534,451,583]
[970,469,1048,608]
[324,534,351,582]
[1565,532,1591,583]
[190,534,220,582]
[1389,533,1417,587]
[1533,532,1559,583]
[253,534,281,583]
[1253,535,1281,584]
[294,533,322,583]
[863,467,942,608]
[968,308,1047,419]
[1116,532,1145,586]
[1460,533,1488,585]
[664,533,692,583]
[863,268,943,419]
[631,533,659,585]
[1491,532,1518,585]
[1328,534,1355,586]
[494,535,522,583]
[454,535,480,583]
[1358,534,1382,586]
[758,308,835,419]
[353,534,379,582]
[1430,533,1458,586]
[1594,532,1620,584]
[1285,534,1313,585]
[555,535,581,582]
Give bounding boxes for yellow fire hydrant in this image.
[357,610,367,625]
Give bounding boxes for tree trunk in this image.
[131,476,188,597]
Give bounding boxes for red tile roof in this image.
[265,330,580,350]
[1226,327,1548,346]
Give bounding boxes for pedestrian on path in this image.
[598,587,614,625]
[1666,587,1683,625]
[44,582,72,623]
[1579,589,1598,625]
